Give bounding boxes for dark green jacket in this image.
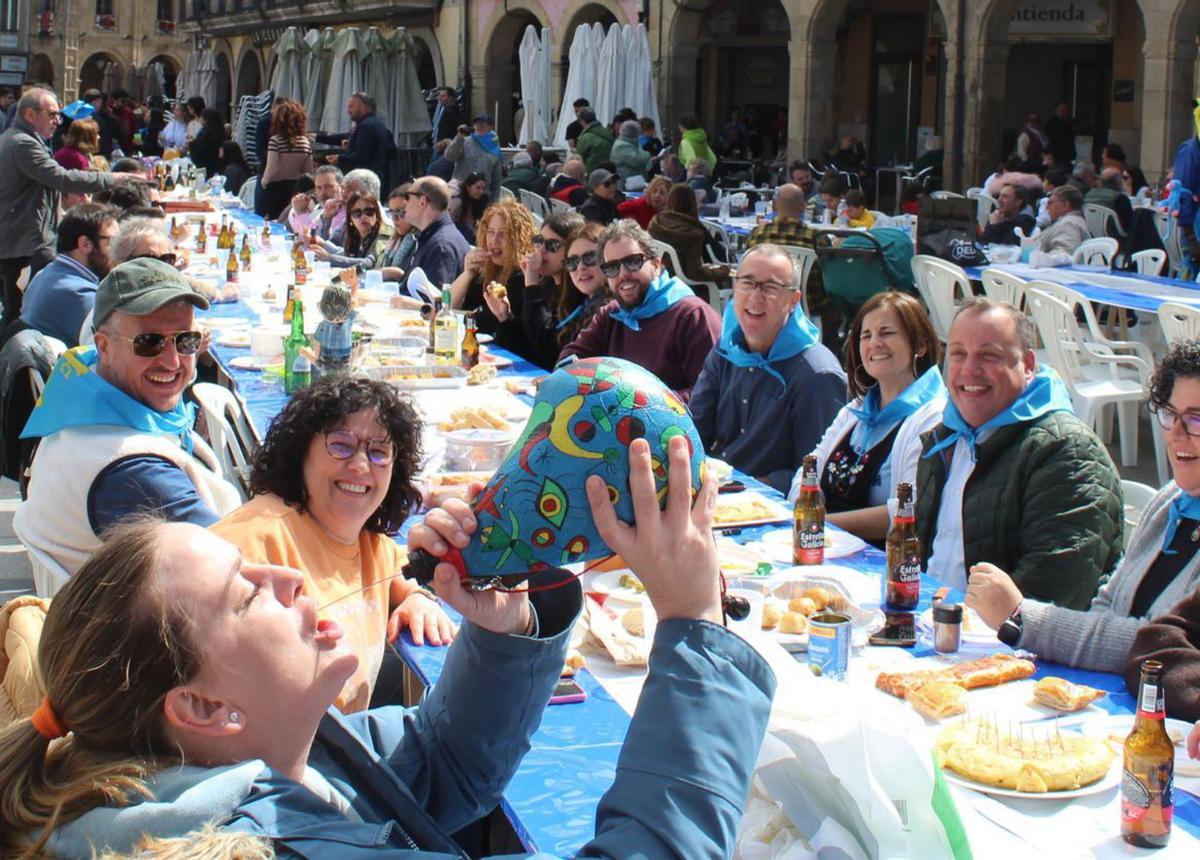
[916,411,1123,610]
[576,123,614,173]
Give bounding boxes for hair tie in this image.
[31,696,67,740]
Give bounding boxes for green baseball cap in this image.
[93,258,209,328]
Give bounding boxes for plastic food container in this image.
[444,428,514,471]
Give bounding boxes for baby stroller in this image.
[814,227,916,351]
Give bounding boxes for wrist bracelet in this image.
[412,586,440,604]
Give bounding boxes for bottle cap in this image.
[933,603,963,624]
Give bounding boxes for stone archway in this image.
[79,52,122,97]
[410,34,438,91]
[28,53,54,88]
[480,6,546,143]
[235,50,263,103]
[147,54,182,100]
[1143,0,1200,180]
[215,50,233,119]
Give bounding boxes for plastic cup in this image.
[250,329,283,362]
[364,269,384,290]
[216,249,231,271]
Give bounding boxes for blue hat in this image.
[471,113,494,126]
[61,100,96,121]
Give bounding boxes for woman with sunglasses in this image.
[212,375,453,714]
[556,221,609,348]
[313,191,393,270]
[787,292,943,541]
[479,210,585,369]
[449,199,536,354]
[378,184,419,283]
[966,339,1200,673]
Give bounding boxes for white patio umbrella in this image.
[517,26,551,144]
[628,24,661,133]
[102,60,122,94]
[320,27,365,134]
[195,50,219,111]
[552,24,594,147]
[147,61,166,100]
[362,27,391,131]
[269,27,307,104]
[594,25,624,125]
[303,28,336,132]
[589,22,605,101]
[125,64,145,100]
[390,28,433,148]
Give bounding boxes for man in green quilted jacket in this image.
[916,298,1122,610]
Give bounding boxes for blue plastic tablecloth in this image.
[206,208,1200,854]
[965,262,1200,313]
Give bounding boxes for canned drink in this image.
[808,611,850,680]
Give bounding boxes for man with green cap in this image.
[15,258,242,575]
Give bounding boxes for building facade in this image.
[109,0,1200,189]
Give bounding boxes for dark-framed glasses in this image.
[732,276,792,299]
[1150,404,1200,437]
[110,330,203,358]
[532,236,564,252]
[599,253,648,278]
[564,250,600,271]
[323,429,394,466]
[349,207,378,219]
[135,252,178,266]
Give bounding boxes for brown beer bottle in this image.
[291,238,307,285]
[793,455,825,565]
[240,234,252,272]
[225,246,239,284]
[283,284,296,323]
[217,216,230,249]
[1122,660,1174,848]
[885,482,921,611]
[461,312,480,369]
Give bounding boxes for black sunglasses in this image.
[564,250,600,271]
[350,207,378,219]
[110,330,203,358]
[405,191,427,201]
[532,236,564,252]
[135,252,178,267]
[599,253,648,278]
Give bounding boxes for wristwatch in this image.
[997,605,1023,648]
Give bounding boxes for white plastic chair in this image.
[930,190,965,200]
[868,210,893,228]
[498,186,516,202]
[1082,203,1128,241]
[979,267,1029,310]
[1026,287,1155,470]
[13,516,70,597]
[776,245,819,324]
[1158,301,1200,344]
[238,178,257,209]
[648,239,723,313]
[548,198,572,216]
[1131,248,1167,277]
[910,255,971,341]
[1157,209,1185,278]
[1072,237,1119,268]
[191,382,259,502]
[1120,479,1159,546]
[518,189,549,222]
[1025,279,1153,368]
[966,189,998,230]
[700,219,733,265]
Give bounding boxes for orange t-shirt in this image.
[211,493,407,713]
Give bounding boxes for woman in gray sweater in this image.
[966,339,1200,671]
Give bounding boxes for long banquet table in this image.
[965,261,1200,314]
[201,204,1200,858]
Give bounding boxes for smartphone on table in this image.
[549,676,587,705]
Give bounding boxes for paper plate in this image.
[713,492,792,529]
[942,749,1121,800]
[759,526,867,560]
[202,317,250,330]
[480,349,513,368]
[216,331,252,348]
[228,354,279,371]
[590,570,646,603]
[1082,715,1200,778]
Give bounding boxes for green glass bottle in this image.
[283,300,311,394]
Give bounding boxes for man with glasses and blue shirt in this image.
[689,244,846,493]
[559,219,720,401]
[917,298,1122,614]
[16,258,241,575]
[0,87,138,325]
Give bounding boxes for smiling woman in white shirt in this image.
[789,291,946,542]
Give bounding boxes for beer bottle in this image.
[291,238,307,285]
[461,313,480,369]
[283,300,311,395]
[1122,660,1174,848]
[261,222,272,249]
[434,286,458,365]
[217,218,229,250]
[793,455,825,565]
[225,246,239,284]
[239,234,252,272]
[163,170,175,192]
[885,482,921,611]
[283,284,296,323]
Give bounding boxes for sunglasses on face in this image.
[110,330,203,358]
[599,253,648,278]
[135,252,178,266]
[532,236,564,252]
[323,429,395,466]
[388,208,406,219]
[564,250,601,271]
[350,207,377,219]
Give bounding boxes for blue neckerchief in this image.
[471,131,501,158]
[848,366,946,454]
[714,299,820,391]
[556,292,604,331]
[1162,491,1200,554]
[609,271,693,332]
[21,346,196,452]
[923,366,1073,459]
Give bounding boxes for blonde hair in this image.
[0,517,200,856]
[475,199,535,286]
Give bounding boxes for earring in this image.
[228,711,240,724]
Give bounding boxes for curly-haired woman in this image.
[448,198,536,357]
[261,99,315,219]
[968,338,1200,672]
[211,375,453,713]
